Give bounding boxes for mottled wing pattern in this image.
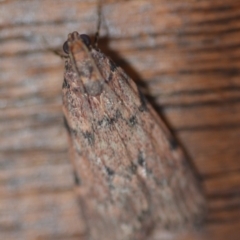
[62,32,205,240]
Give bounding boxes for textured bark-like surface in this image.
[1,0,240,240]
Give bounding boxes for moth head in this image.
[63,32,92,54]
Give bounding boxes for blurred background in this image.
[0,0,240,239]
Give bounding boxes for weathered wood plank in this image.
[0,191,85,240]
[178,128,240,175]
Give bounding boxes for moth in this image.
[61,31,206,240]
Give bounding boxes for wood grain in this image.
[1,0,240,239]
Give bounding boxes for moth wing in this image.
[63,38,205,239]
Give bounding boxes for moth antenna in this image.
[94,0,102,48]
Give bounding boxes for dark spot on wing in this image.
[63,117,71,134]
[97,110,122,127]
[115,109,122,119]
[106,166,115,176]
[64,117,77,136]
[130,162,137,174]
[169,137,178,150]
[97,116,107,127]
[73,170,81,186]
[97,116,115,127]
[109,59,117,72]
[107,72,113,82]
[72,129,77,136]
[128,116,137,126]
[138,151,145,167]
[108,117,116,125]
[62,78,70,89]
[137,210,152,228]
[82,131,95,145]
[138,89,148,112]
[73,87,81,93]
[64,61,70,71]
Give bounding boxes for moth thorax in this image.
[84,80,103,96]
[76,59,103,96]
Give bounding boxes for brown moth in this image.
[62,31,206,240]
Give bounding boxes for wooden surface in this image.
[1,0,240,239]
